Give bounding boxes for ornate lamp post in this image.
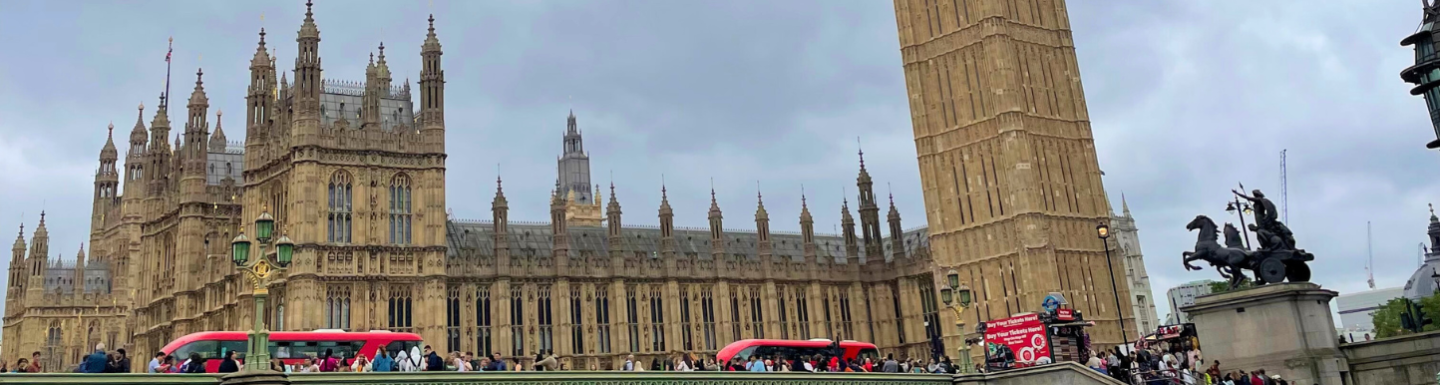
[1096,221,1132,353]
[940,269,974,374]
[231,209,293,372]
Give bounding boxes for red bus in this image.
[717,339,880,364]
[160,330,423,373]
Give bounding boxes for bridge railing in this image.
[0,371,953,385]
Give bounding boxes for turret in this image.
[550,180,569,260]
[8,223,27,297]
[295,0,322,110]
[209,110,227,153]
[181,69,210,200]
[708,188,725,257]
[73,244,85,294]
[492,176,511,272]
[855,148,883,261]
[755,188,772,263]
[246,28,274,141]
[95,123,120,206]
[557,111,593,204]
[887,193,904,260]
[27,212,49,281]
[606,183,623,238]
[799,190,816,263]
[418,14,445,147]
[125,104,148,192]
[658,183,674,239]
[146,91,174,200]
[841,198,859,262]
[363,43,392,130]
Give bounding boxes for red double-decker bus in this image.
[159,330,423,373]
[717,339,880,364]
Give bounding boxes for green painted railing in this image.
[0,373,222,384]
[0,371,953,385]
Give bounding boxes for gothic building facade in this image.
[1110,197,1160,334]
[3,1,961,371]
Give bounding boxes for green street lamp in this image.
[940,269,974,374]
[231,208,293,372]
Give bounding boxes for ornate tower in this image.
[1400,0,1440,149]
[841,198,859,262]
[292,0,322,142]
[209,111,227,153]
[894,0,1134,345]
[124,104,148,200]
[855,150,883,262]
[1110,195,1160,334]
[418,14,445,148]
[244,28,274,167]
[94,123,120,234]
[606,183,623,238]
[26,213,49,293]
[493,177,511,273]
[557,111,593,204]
[7,224,26,303]
[180,69,210,201]
[799,193,817,264]
[708,189,725,258]
[887,193,905,260]
[755,190,771,256]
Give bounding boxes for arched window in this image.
[328,171,353,243]
[390,174,413,245]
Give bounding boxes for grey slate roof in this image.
[446,219,929,264]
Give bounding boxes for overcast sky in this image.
[1,0,1437,325]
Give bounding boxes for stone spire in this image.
[492,176,508,233]
[28,211,49,278]
[550,177,570,259]
[841,195,859,261]
[375,42,392,86]
[855,145,882,260]
[100,123,118,163]
[298,0,319,40]
[708,187,725,256]
[887,191,904,260]
[9,223,26,291]
[755,186,771,254]
[1122,192,1132,218]
[557,111,592,204]
[73,243,85,293]
[1428,203,1439,249]
[658,181,673,239]
[294,0,323,116]
[209,110,227,153]
[129,103,148,153]
[606,182,622,237]
[799,188,816,262]
[419,14,446,138]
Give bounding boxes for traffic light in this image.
[1416,302,1434,330]
[1401,299,1433,333]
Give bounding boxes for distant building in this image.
[1165,280,1215,325]
[1336,287,1403,335]
[1402,207,1440,301]
[1110,196,1161,336]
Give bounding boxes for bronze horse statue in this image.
[1182,215,1253,288]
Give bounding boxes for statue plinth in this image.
[1180,282,1348,385]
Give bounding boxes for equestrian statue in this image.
[1182,188,1314,288]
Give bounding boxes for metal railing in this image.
[0,371,951,385]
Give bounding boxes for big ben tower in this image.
[893,0,1136,349]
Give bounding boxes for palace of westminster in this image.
[1,1,1159,371]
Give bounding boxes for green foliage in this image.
[1370,295,1440,338]
[1206,278,1252,294]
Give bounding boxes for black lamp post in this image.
[940,269,974,373]
[231,209,294,372]
[1097,221,1131,353]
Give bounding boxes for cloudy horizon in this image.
[1,0,1437,326]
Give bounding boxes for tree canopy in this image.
[1370,295,1440,338]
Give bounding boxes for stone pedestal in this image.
[1180,282,1348,385]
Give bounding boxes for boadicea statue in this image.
[1182,188,1314,288]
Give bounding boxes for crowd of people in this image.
[1,344,132,373]
[1077,344,1294,385]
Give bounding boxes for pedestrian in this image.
[106,348,130,373]
[371,348,394,372]
[423,345,444,371]
[217,350,239,373]
[881,354,899,373]
[81,343,108,373]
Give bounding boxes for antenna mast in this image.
[1367,221,1375,290]
[1280,149,1288,223]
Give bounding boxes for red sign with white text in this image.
[1056,309,1075,321]
[984,313,1051,365]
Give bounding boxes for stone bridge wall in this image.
[1341,329,1440,385]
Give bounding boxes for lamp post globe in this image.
[956,283,972,307]
[275,234,295,268]
[255,211,275,242]
[1096,222,1110,240]
[231,232,251,267]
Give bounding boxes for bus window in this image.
[385,341,419,357]
[173,341,219,360]
[732,346,758,361]
[219,341,247,360]
[857,348,879,360]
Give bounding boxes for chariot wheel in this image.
[1256,257,1287,284]
[1285,261,1311,282]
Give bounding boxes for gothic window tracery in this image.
[475,286,493,357]
[325,286,351,330]
[648,285,666,352]
[538,285,554,353]
[625,285,639,353]
[446,287,461,352]
[328,171,353,243]
[389,174,412,245]
[570,286,584,354]
[510,286,525,356]
[595,286,612,354]
[679,286,694,351]
[388,285,413,333]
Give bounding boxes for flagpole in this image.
[164,37,173,109]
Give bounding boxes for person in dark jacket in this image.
[182,353,206,373]
[217,350,240,373]
[105,349,131,373]
[81,343,108,373]
[422,345,444,371]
